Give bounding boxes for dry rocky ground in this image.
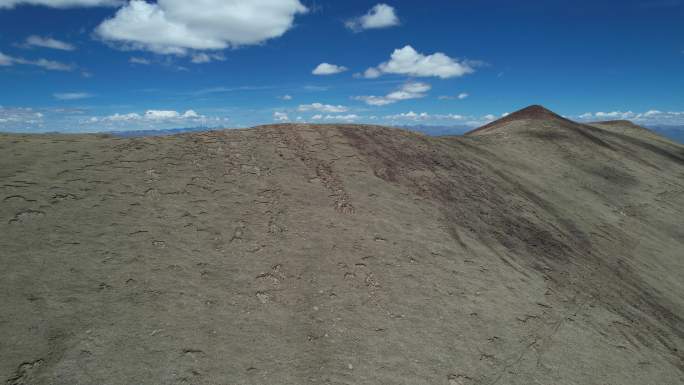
[1,106,683,385]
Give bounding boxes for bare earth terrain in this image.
[1,105,683,385]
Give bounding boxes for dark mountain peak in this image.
[506,105,561,120]
[466,105,574,135]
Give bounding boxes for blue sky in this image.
[0,0,683,132]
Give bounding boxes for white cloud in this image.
[0,107,44,128]
[145,110,181,120]
[351,96,392,106]
[577,111,637,120]
[95,0,308,55]
[325,114,358,121]
[363,45,475,79]
[311,114,359,122]
[637,110,684,125]
[383,111,466,122]
[312,62,347,75]
[0,0,121,8]
[99,112,141,122]
[191,52,225,64]
[53,92,92,100]
[191,53,211,64]
[0,52,13,66]
[595,111,637,119]
[93,109,205,123]
[0,51,73,71]
[361,67,381,79]
[0,106,229,132]
[385,111,430,121]
[460,114,500,127]
[144,109,199,120]
[274,111,289,122]
[576,110,684,126]
[385,82,430,101]
[345,3,399,31]
[438,92,469,100]
[445,113,466,120]
[31,58,73,71]
[298,103,348,113]
[129,56,151,65]
[353,81,431,106]
[24,36,75,51]
[380,111,497,126]
[279,94,293,100]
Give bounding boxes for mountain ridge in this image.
[1,116,683,385]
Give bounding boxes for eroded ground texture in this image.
[1,115,683,384]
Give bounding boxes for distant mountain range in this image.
[648,126,684,144]
[394,124,472,136]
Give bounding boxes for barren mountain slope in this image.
[1,108,683,385]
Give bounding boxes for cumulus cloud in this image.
[95,0,308,55]
[1,105,228,132]
[0,0,121,8]
[96,112,140,122]
[597,111,637,119]
[0,106,44,128]
[312,62,347,75]
[53,92,92,100]
[577,110,684,126]
[353,81,431,106]
[298,103,348,113]
[379,111,501,127]
[145,109,198,120]
[92,109,205,124]
[360,67,381,79]
[0,51,73,71]
[311,114,359,122]
[384,111,466,122]
[577,111,637,120]
[346,3,399,32]
[24,36,75,51]
[274,111,289,122]
[385,82,430,101]
[279,94,293,100]
[363,45,476,79]
[86,109,231,132]
[384,111,430,121]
